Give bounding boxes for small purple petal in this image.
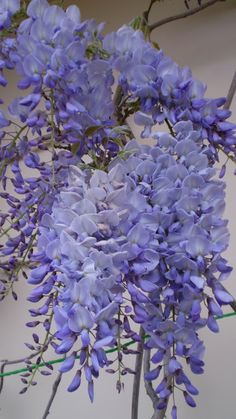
[171,405,177,419]
[81,329,90,348]
[168,357,182,374]
[59,353,76,373]
[28,264,49,284]
[144,366,162,381]
[184,392,196,408]
[214,289,234,304]
[88,380,94,402]
[93,336,114,350]
[67,370,81,392]
[207,315,219,333]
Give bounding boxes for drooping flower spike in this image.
[0,0,234,417]
[28,121,232,411]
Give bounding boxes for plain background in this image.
[0,0,236,418]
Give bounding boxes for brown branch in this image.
[143,0,159,25]
[224,70,236,110]
[149,0,225,32]
[41,372,63,419]
[113,85,124,110]
[131,327,146,419]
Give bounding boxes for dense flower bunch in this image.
[104,26,236,162]
[0,0,115,298]
[28,121,232,412]
[0,0,235,417]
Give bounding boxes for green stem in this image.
[0,125,27,177]
[0,192,45,239]
[3,230,38,298]
[26,308,54,390]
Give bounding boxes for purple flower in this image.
[184,391,197,408]
[67,370,81,392]
[171,405,177,419]
[0,5,234,411]
[59,353,76,373]
[24,120,231,407]
[0,110,9,128]
[0,0,20,29]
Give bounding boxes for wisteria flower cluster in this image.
[0,0,235,418]
[29,120,232,412]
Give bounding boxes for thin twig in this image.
[41,372,63,419]
[149,0,225,32]
[113,85,124,109]
[143,349,159,419]
[0,349,41,394]
[143,0,159,25]
[131,327,146,419]
[224,70,236,110]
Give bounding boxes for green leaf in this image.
[110,125,132,136]
[130,16,143,31]
[129,15,150,39]
[118,148,137,160]
[85,125,102,137]
[71,142,81,155]
[152,41,160,50]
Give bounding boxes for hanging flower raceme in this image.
[0,0,235,417]
[104,25,236,163]
[5,0,116,156]
[27,121,232,410]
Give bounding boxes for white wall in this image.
[1,1,236,418]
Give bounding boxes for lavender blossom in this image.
[27,121,232,408]
[0,2,235,416]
